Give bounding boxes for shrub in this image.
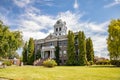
[96,60,110,65]
[43,59,57,68]
[110,60,120,67]
[3,60,12,66]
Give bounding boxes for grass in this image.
[0,65,120,80]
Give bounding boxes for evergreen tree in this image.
[28,38,35,65]
[55,41,60,65]
[22,41,28,65]
[78,31,87,66]
[86,37,94,63]
[107,19,120,60]
[36,49,41,60]
[66,30,76,65]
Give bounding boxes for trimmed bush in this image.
[3,60,12,66]
[96,60,110,65]
[110,60,120,67]
[43,59,57,68]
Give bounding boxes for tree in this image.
[78,31,87,66]
[36,49,41,60]
[107,19,120,60]
[8,51,20,59]
[22,41,28,64]
[0,20,23,58]
[86,37,94,63]
[66,30,76,65]
[55,40,60,65]
[27,38,35,65]
[7,31,23,58]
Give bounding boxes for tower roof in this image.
[54,19,66,27]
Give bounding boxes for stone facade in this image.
[35,19,68,65]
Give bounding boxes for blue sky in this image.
[0,0,120,58]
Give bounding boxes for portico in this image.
[41,46,55,59]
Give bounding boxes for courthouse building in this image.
[34,19,76,65]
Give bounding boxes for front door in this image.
[44,51,50,59]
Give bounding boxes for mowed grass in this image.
[0,65,120,80]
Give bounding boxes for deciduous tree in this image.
[0,20,23,58]
[107,19,120,60]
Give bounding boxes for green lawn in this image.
[0,65,120,80]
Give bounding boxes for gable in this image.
[45,34,56,40]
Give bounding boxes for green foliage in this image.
[107,19,120,60]
[36,49,41,60]
[3,60,12,66]
[86,37,94,63]
[96,60,110,65]
[78,31,87,66]
[89,61,94,65]
[22,41,28,64]
[8,51,19,59]
[27,38,35,65]
[66,30,76,65]
[110,60,120,67]
[43,59,57,67]
[0,20,23,58]
[55,44,60,65]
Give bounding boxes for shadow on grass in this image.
[89,65,120,68]
[0,77,13,80]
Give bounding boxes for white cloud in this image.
[15,7,56,41]
[35,0,54,7]
[22,31,49,41]
[104,0,120,8]
[13,0,32,8]
[74,0,79,9]
[57,11,83,31]
[0,7,10,25]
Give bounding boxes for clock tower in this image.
[54,19,67,36]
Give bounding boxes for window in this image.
[59,41,61,45]
[60,51,62,54]
[63,51,66,54]
[50,42,53,46]
[64,60,66,62]
[63,40,67,46]
[56,28,58,32]
[59,27,61,31]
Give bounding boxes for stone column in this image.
[41,51,42,59]
[43,51,44,59]
[52,50,54,58]
[41,51,44,59]
[50,50,51,59]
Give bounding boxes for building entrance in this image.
[44,51,50,59]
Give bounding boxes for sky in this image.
[0,0,120,58]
